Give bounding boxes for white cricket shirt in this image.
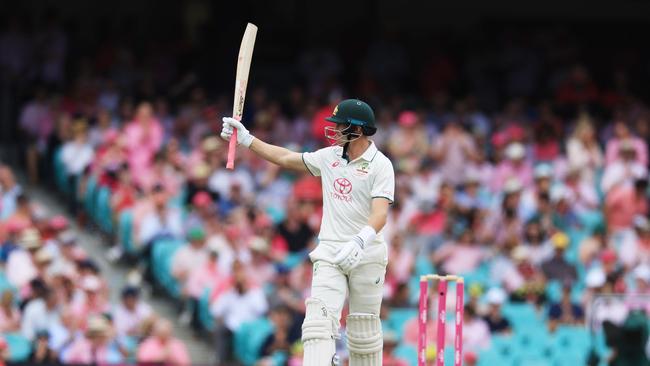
[302,141,395,245]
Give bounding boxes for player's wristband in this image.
[241,133,254,148]
[355,225,377,249]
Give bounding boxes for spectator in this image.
[19,88,54,184]
[112,287,154,338]
[137,319,190,366]
[0,290,20,333]
[566,115,603,185]
[6,228,40,293]
[259,305,300,359]
[21,287,60,341]
[388,111,429,174]
[620,216,650,268]
[70,276,110,325]
[172,226,209,289]
[483,287,511,334]
[211,265,268,363]
[28,330,59,365]
[124,102,164,187]
[432,120,477,186]
[491,143,532,193]
[60,120,95,208]
[548,283,584,331]
[601,141,647,194]
[605,120,648,167]
[432,228,487,275]
[462,304,491,352]
[136,183,183,247]
[64,316,123,364]
[0,165,22,220]
[381,331,408,366]
[541,232,578,285]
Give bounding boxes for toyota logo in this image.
[333,178,352,195]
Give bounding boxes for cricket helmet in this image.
[324,99,376,146]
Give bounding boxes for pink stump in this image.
[436,280,448,366]
[418,279,428,366]
[454,280,465,366]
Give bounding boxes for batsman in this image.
[221,99,394,365]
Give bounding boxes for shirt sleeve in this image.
[302,149,325,176]
[371,158,395,203]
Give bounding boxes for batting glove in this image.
[221,117,254,148]
[334,226,376,273]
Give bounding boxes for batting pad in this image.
[346,313,383,366]
[302,298,337,366]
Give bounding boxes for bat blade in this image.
[227,23,257,170]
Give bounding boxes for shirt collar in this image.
[358,141,378,162]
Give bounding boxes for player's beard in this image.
[324,125,362,146]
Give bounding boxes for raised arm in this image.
[221,117,308,172]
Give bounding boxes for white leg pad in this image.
[302,298,337,366]
[346,313,383,366]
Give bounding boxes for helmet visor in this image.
[325,123,361,146]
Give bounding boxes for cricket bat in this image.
[226,23,258,170]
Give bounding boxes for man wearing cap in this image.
[6,228,41,291]
[491,142,533,193]
[222,99,394,366]
[112,286,154,338]
[541,232,578,284]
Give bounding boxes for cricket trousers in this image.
[308,240,388,338]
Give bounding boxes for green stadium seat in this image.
[84,174,98,214]
[150,239,184,298]
[502,303,545,331]
[118,209,136,254]
[4,333,31,363]
[95,186,113,233]
[234,317,274,366]
[550,325,590,354]
[198,286,215,331]
[387,308,417,340]
[477,348,510,366]
[393,343,418,366]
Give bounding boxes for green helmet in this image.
[325,99,377,136]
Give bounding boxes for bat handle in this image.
[226,129,237,170]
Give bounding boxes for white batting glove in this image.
[221,117,254,148]
[334,226,376,273]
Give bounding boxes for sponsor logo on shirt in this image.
[331,161,340,168]
[354,161,370,177]
[332,177,352,202]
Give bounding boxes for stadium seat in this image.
[118,209,136,255]
[198,286,215,331]
[4,333,31,363]
[150,239,184,298]
[84,174,98,214]
[415,255,435,276]
[234,317,274,366]
[95,186,113,233]
[387,308,418,340]
[550,325,590,354]
[53,148,69,195]
[393,343,418,366]
[477,348,510,366]
[502,302,545,331]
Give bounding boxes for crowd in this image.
[3,11,650,366]
[0,162,191,365]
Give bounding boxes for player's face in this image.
[324,123,361,146]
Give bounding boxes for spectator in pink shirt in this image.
[433,228,488,275]
[124,102,163,187]
[71,276,110,329]
[64,316,123,365]
[385,232,414,295]
[432,120,478,186]
[566,116,603,185]
[137,318,190,366]
[605,120,648,166]
[491,143,533,193]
